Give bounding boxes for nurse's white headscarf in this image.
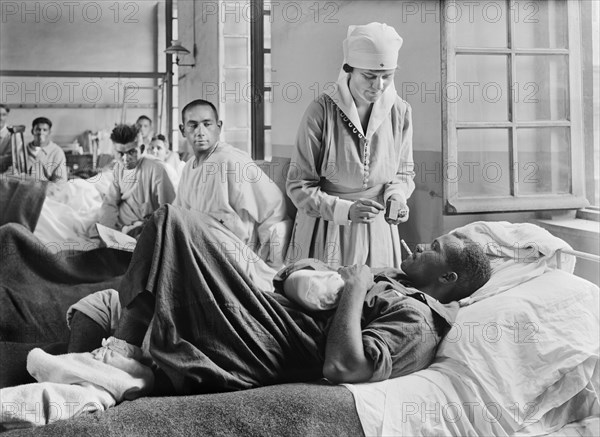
[327,22,404,140]
[343,22,403,70]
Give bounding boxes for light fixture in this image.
[165,40,195,67]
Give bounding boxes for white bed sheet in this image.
[544,415,600,437]
[33,171,113,250]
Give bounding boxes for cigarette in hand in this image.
[401,239,412,256]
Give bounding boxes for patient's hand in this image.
[338,265,374,294]
[122,221,144,239]
[122,221,143,234]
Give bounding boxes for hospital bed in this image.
[0,216,598,436]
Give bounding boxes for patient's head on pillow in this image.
[445,232,492,300]
[402,232,491,304]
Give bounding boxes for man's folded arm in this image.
[323,265,374,384]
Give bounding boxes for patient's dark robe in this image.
[120,205,326,394]
[119,205,456,395]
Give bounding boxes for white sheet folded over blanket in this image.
[1,381,115,428]
[0,345,153,427]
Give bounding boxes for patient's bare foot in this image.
[92,337,143,363]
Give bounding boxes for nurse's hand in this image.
[384,196,409,225]
[348,199,384,224]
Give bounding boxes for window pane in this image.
[513,0,568,49]
[224,37,248,66]
[224,68,249,88]
[224,129,250,153]
[263,129,272,160]
[264,93,272,125]
[456,55,509,121]
[264,10,271,49]
[264,52,272,84]
[222,1,250,35]
[454,1,507,48]
[517,127,571,194]
[594,0,600,206]
[224,101,249,128]
[457,129,511,197]
[515,55,569,121]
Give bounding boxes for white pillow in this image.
[451,221,576,305]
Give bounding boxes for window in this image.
[219,0,252,154]
[590,0,600,208]
[170,0,179,153]
[218,0,270,159]
[442,0,589,213]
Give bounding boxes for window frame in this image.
[250,0,265,160]
[441,0,588,214]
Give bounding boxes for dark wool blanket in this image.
[0,223,131,343]
[121,205,329,394]
[0,176,47,232]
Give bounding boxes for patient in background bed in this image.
[135,115,153,151]
[96,124,176,237]
[147,134,185,188]
[0,104,12,169]
[13,117,68,184]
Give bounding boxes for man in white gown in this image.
[174,99,291,269]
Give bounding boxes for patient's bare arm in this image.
[322,265,375,384]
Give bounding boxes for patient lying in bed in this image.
[1,205,492,427]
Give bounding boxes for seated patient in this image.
[97,124,176,236]
[174,99,290,268]
[0,104,12,170]
[147,134,185,188]
[14,117,68,183]
[135,115,154,150]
